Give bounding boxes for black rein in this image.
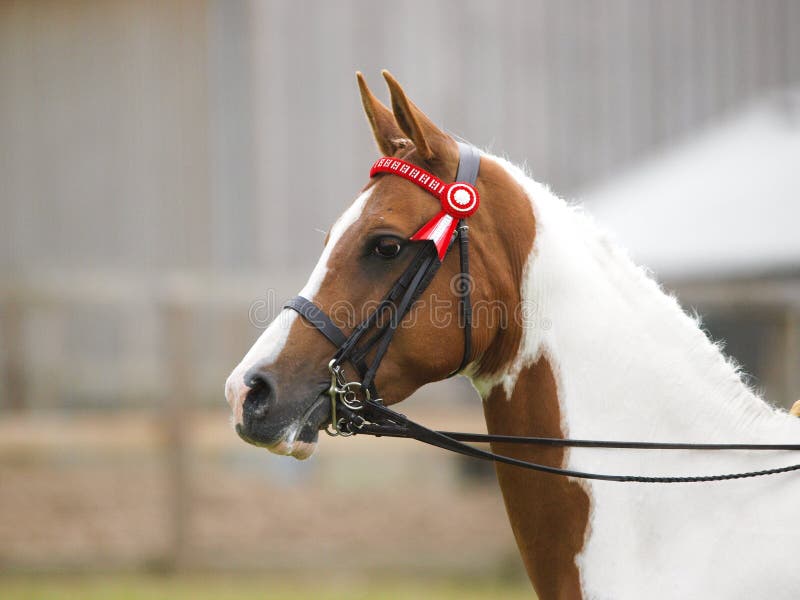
[339,400,800,484]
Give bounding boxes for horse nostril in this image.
[243,371,275,420]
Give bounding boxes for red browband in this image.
[370,157,480,260]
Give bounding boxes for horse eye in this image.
[373,238,402,259]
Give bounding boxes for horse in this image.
[225,71,800,599]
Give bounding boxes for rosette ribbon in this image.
[370,157,480,261]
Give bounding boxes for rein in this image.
[286,143,800,483]
[336,400,800,484]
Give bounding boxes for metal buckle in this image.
[325,359,370,437]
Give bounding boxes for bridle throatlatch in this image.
[285,143,800,483]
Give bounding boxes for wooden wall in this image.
[244,0,800,270]
[1,0,799,407]
[1,0,210,271]
[2,0,799,274]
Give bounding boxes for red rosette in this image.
[441,182,479,217]
[370,156,480,262]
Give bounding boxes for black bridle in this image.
[285,143,800,484]
[285,142,480,420]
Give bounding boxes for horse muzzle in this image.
[226,368,330,459]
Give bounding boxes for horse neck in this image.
[486,160,789,443]
[470,157,800,598]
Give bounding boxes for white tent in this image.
[584,90,800,282]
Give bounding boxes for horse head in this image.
[224,72,535,458]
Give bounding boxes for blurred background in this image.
[1,1,799,598]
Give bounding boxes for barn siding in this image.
[3,0,800,273]
[1,0,799,407]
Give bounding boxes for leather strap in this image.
[283,296,347,348]
[455,142,480,184]
[452,142,479,374]
[340,400,800,484]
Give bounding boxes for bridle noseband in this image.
[284,143,800,483]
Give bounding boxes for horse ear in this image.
[357,72,407,156]
[382,70,455,162]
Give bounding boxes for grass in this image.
[0,572,535,600]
